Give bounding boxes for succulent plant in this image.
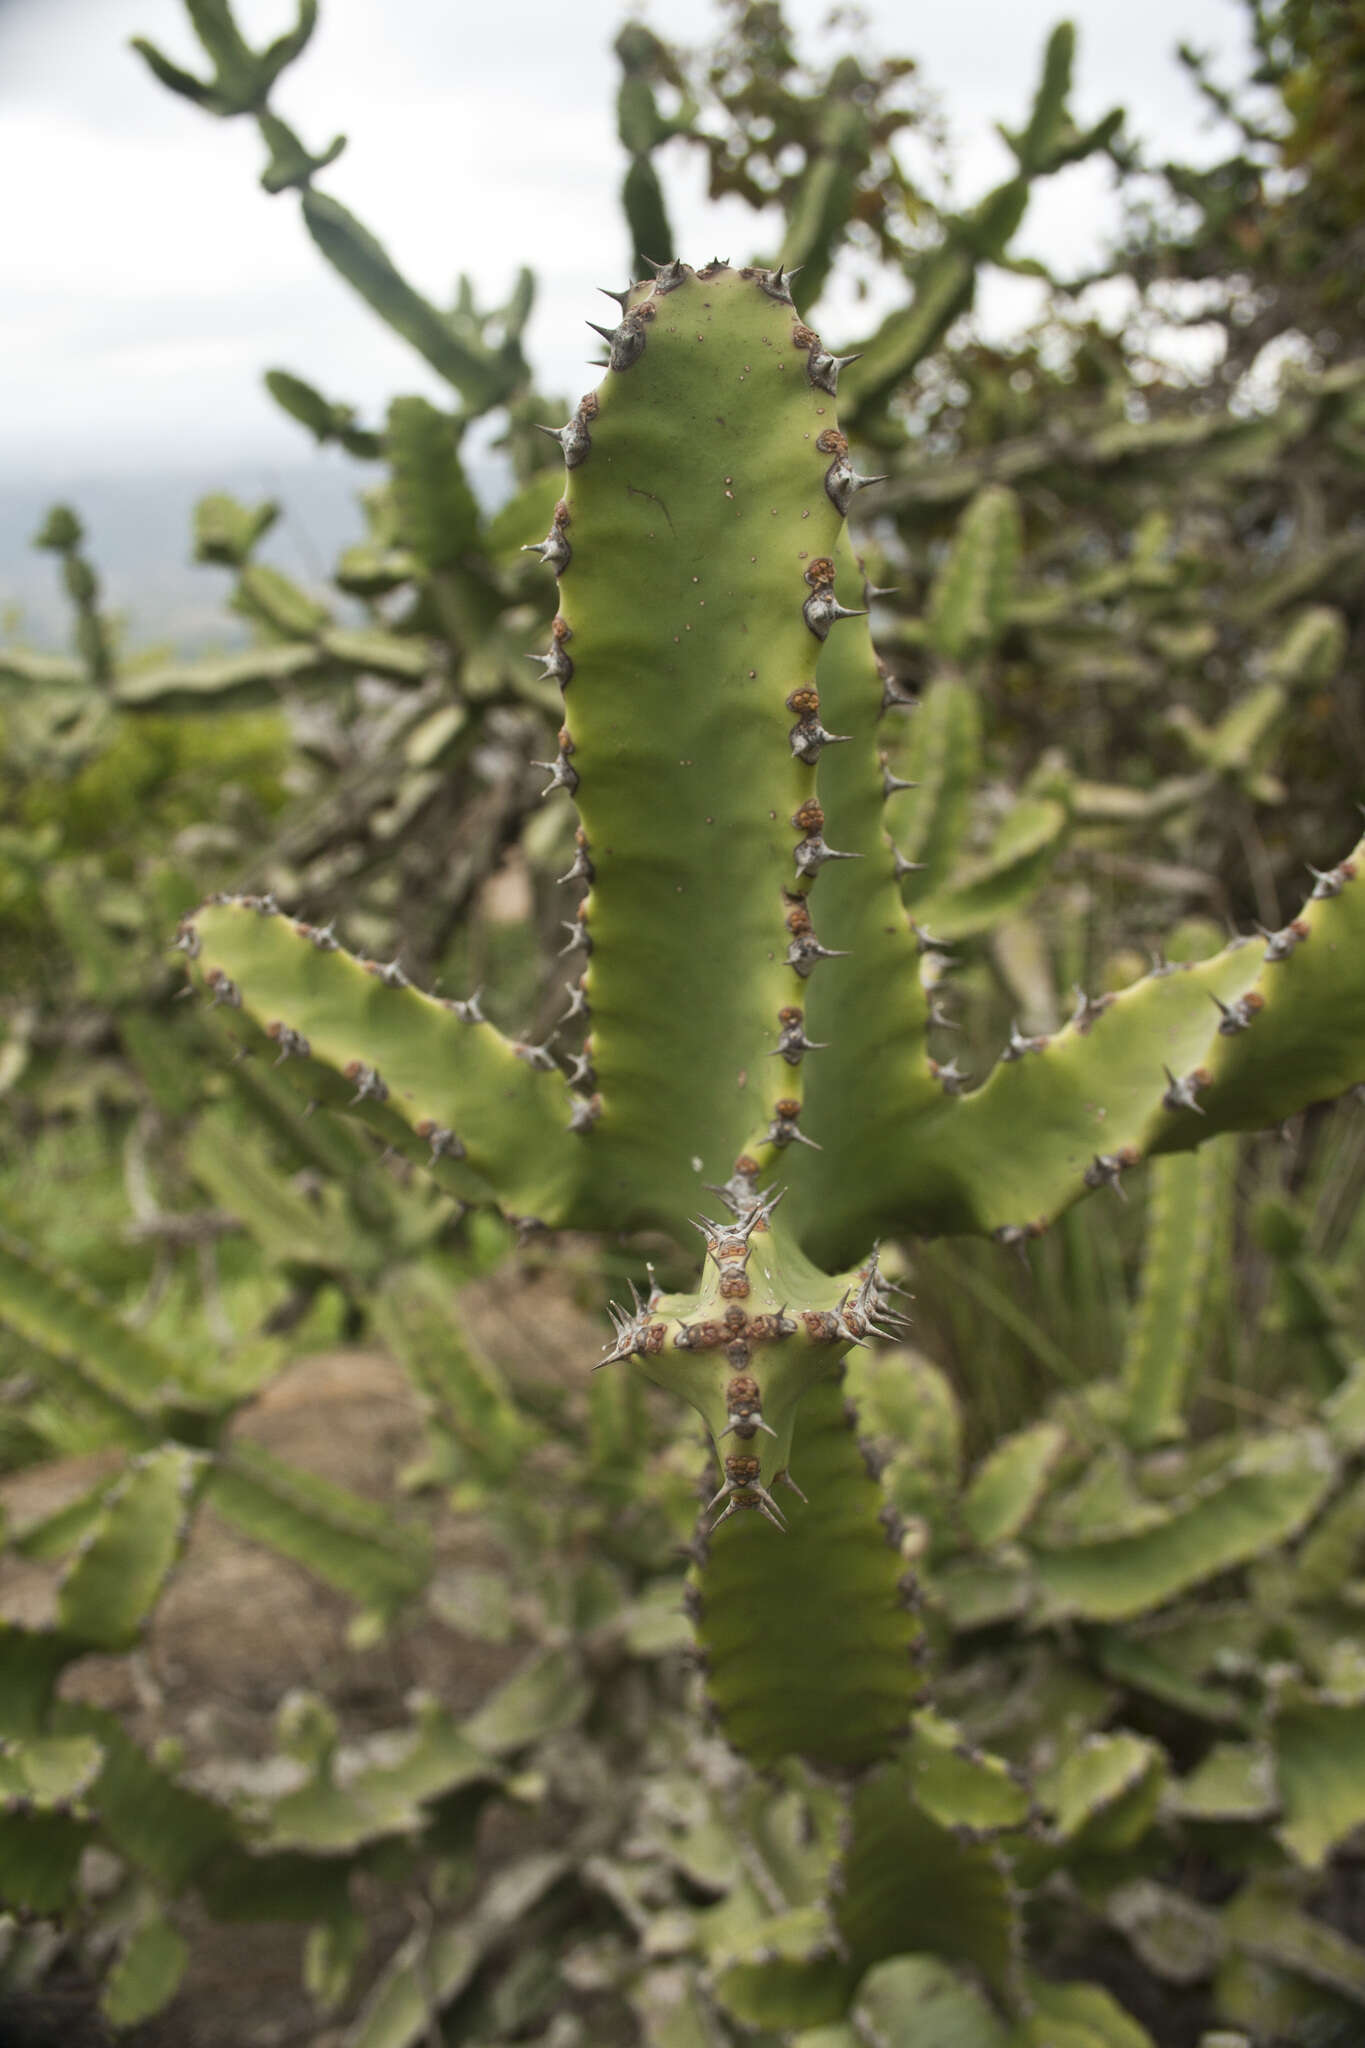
[171,262,1365,1773]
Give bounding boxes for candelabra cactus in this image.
[179,262,1365,1767]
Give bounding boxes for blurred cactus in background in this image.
[1,2,1364,2043]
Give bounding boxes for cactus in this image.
[174,265,1365,1785]
[6,2,1365,2035]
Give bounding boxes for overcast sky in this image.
[1,0,1255,486]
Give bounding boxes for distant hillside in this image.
[0,449,508,656]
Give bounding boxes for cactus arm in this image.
[784,527,942,1254]
[614,24,694,276]
[869,838,1365,1243]
[263,368,382,457]
[905,788,1071,941]
[298,193,525,413]
[533,264,865,1234]
[893,679,980,892]
[257,109,345,193]
[32,504,115,691]
[0,1214,186,1443]
[179,898,584,1226]
[692,1373,918,1769]
[1120,1146,1235,1448]
[130,1,317,117]
[778,70,873,313]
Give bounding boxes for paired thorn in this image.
[789,717,851,763]
[794,835,861,878]
[1210,989,1265,1035]
[806,347,861,396]
[1000,1021,1046,1062]
[770,1009,828,1064]
[1084,1148,1138,1199]
[568,1092,602,1134]
[1257,918,1310,962]
[802,589,867,641]
[752,263,801,303]
[557,832,594,886]
[559,979,589,1023]
[1162,1064,1209,1115]
[566,1047,595,1089]
[766,1098,821,1150]
[786,932,851,976]
[533,751,579,797]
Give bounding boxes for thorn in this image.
[1210,989,1264,1034]
[566,1049,596,1088]
[597,285,631,308]
[786,933,851,976]
[532,753,580,797]
[525,644,574,686]
[793,835,862,877]
[642,257,687,292]
[807,348,861,395]
[880,755,917,797]
[417,1122,464,1162]
[1001,1021,1045,1062]
[585,319,616,344]
[770,1018,829,1064]
[754,263,800,302]
[880,673,917,714]
[1307,861,1349,899]
[345,1062,388,1106]
[568,1092,601,1133]
[1084,1152,1133,1200]
[928,1056,968,1095]
[450,990,484,1025]
[1260,919,1309,962]
[557,840,594,885]
[1162,1064,1207,1115]
[803,589,867,641]
[560,917,590,956]
[789,718,852,763]
[268,1024,310,1065]
[559,979,589,1023]
[891,845,927,879]
[825,459,888,517]
[522,527,571,574]
[776,1470,808,1504]
[1069,986,1114,1034]
[514,1040,558,1071]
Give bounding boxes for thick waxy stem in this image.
[177,894,581,1225]
[546,264,862,1233]
[176,265,1365,1699]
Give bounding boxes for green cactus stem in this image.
[176,263,1365,1774]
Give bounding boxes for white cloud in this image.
[0,0,1256,478]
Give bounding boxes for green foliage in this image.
[3,0,1365,2041]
